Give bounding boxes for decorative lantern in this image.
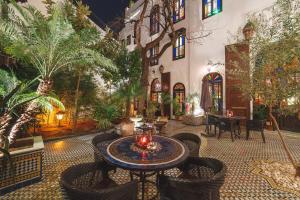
[159,65,164,74]
[134,124,153,149]
[56,111,65,127]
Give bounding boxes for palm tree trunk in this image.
[8,79,52,144]
[269,107,299,177]
[72,73,81,133]
[0,112,12,146]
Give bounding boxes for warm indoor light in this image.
[56,111,65,127]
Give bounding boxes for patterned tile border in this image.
[250,159,300,197]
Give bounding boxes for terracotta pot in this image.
[120,121,134,137]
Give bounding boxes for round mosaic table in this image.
[103,135,189,171]
[100,135,189,200]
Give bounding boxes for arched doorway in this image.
[203,73,223,113]
[173,83,185,114]
[151,78,161,102]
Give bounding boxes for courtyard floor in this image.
[2,121,300,199]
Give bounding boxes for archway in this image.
[173,83,185,114]
[203,72,223,113]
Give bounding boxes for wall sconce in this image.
[159,65,164,74]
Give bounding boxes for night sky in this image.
[83,0,130,27]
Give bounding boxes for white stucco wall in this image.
[119,0,277,116]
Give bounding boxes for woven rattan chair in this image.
[61,162,138,200]
[92,132,120,162]
[158,157,226,200]
[172,133,201,157]
[92,132,121,173]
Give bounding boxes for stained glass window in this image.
[150,43,159,66]
[202,0,222,19]
[204,73,223,113]
[150,5,160,35]
[173,83,185,114]
[173,29,185,60]
[173,0,185,23]
[151,79,161,102]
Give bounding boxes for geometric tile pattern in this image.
[1,121,300,199]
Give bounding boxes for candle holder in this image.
[134,124,153,149]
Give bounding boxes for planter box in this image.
[0,136,44,195]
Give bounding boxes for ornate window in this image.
[151,78,161,102]
[173,0,185,23]
[150,5,160,35]
[202,0,222,19]
[173,29,186,60]
[173,83,185,114]
[204,73,223,113]
[150,43,159,66]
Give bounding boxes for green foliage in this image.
[52,69,98,109]
[93,100,121,130]
[0,69,64,114]
[0,0,114,81]
[253,104,268,120]
[229,0,300,115]
[99,45,143,117]
[173,100,184,116]
[101,46,142,88]
[146,101,158,121]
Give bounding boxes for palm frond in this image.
[36,96,65,112]
[0,1,114,80]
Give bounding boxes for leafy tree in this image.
[99,36,143,117]
[0,0,113,139]
[0,69,64,145]
[229,0,300,176]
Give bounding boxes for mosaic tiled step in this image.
[0,136,44,195]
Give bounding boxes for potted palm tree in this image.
[0,69,64,193]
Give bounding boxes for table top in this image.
[99,135,189,171]
[208,113,246,120]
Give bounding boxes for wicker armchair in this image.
[61,162,138,200]
[92,132,120,162]
[172,133,201,157]
[158,157,227,200]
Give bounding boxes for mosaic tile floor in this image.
[1,121,300,200]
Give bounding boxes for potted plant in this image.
[0,69,64,193]
[173,101,184,121]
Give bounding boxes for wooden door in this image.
[225,43,250,120]
[161,72,171,118]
